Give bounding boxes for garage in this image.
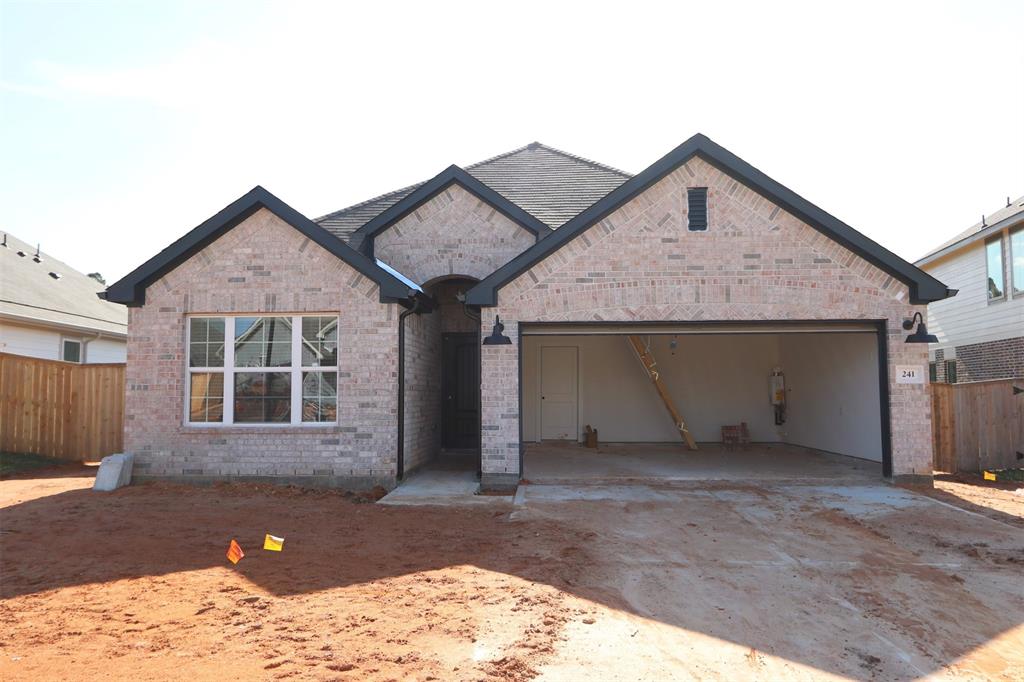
[519,321,889,482]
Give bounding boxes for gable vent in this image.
[687,187,708,231]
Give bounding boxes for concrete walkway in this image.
[378,466,513,507]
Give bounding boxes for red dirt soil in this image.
[0,468,588,681]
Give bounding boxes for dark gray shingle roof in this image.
[315,143,631,241]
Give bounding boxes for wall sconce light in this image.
[482,315,512,345]
[902,312,938,344]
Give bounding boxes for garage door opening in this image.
[519,322,889,483]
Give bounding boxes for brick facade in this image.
[126,208,400,488]
[941,336,1024,383]
[373,183,537,285]
[126,156,939,490]
[480,157,933,486]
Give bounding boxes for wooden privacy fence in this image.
[0,352,125,461]
[931,378,1024,473]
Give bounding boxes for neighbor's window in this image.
[61,338,82,363]
[1011,228,1024,297]
[945,359,957,384]
[985,237,1004,301]
[186,315,338,425]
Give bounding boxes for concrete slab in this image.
[92,453,133,492]
[524,441,880,484]
[378,468,512,507]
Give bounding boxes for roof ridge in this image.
[527,142,633,178]
[462,142,535,170]
[465,141,633,178]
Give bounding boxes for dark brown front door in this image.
[442,333,479,450]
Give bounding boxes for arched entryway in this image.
[399,276,481,480]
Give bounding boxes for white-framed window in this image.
[985,236,1005,302]
[1011,228,1023,298]
[186,314,338,426]
[61,338,82,363]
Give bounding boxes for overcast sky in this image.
[2,0,1022,283]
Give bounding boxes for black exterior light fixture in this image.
[482,315,512,345]
[902,312,938,344]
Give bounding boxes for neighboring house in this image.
[0,232,127,363]
[104,135,953,489]
[915,196,1024,383]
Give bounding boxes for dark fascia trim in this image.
[467,133,954,306]
[104,186,428,307]
[350,165,550,258]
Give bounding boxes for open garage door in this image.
[520,321,889,482]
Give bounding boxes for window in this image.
[61,339,82,363]
[945,359,957,384]
[1012,228,1024,297]
[687,187,708,231]
[186,315,338,425]
[928,362,937,382]
[985,237,1004,301]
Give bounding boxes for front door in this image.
[540,346,579,440]
[442,333,480,450]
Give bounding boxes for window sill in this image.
[181,423,341,434]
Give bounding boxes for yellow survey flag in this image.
[263,534,284,551]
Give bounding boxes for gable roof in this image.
[466,134,955,306]
[916,194,1024,267]
[0,232,128,337]
[104,186,427,307]
[315,142,631,240]
[348,165,550,257]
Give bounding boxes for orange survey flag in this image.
[226,539,245,565]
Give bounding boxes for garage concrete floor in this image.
[525,441,880,484]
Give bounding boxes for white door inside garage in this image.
[521,323,886,475]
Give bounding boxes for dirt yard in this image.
[2,466,1023,681]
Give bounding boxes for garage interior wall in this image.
[522,332,882,462]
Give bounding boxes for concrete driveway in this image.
[512,480,1024,680]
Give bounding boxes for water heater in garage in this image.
[770,367,786,425]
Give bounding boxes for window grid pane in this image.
[302,371,337,422]
[234,372,291,423]
[189,318,225,367]
[301,316,338,367]
[189,373,224,422]
[234,317,292,367]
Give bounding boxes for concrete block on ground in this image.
[93,453,134,491]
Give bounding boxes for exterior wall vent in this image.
[687,187,708,231]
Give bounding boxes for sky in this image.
[1,0,1022,284]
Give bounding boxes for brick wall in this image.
[480,156,932,484]
[373,183,537,285]
[125,208,400,488]
[402,304,441,473]
[951,336,1024,382]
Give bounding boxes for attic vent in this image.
[687,187,709,231]
[17,250,27,257]
[49,271,61,279]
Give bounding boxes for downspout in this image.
[396,295,422,482]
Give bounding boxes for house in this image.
[0,232,127,363]
[104,135,954,490]
[915,196,1024,383]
